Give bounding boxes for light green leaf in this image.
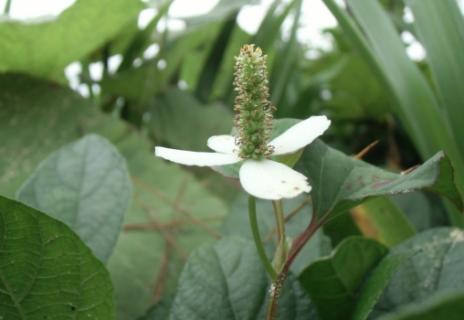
[0,195,114,319]
[355,228,464,319]
[299,237,387,320]
[378,291,464,320]
[406,0,464,158]
[16,134,132,262]
[168,237,316,320]
[0,0,143,79]
[298,139,463,218]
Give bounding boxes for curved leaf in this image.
[17,134,132,262]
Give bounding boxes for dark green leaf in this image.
[298,139,463,218]
[0,195,114,319]
[299,237,387,320]
[168,237,316,320]
[16,134,132,262]
[355,228,464,319]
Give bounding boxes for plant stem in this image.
[272,200,287,271]
[248,196,277,280]
[266,209,325,320]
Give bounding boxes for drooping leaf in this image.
[16,134,132,262]
[299,237,388,320]
[0,0,143,79]
[168,237,317,320]
[298,139,463,218]
[0,74,227,319]
[354,227,464,319]
[0,195,114,319]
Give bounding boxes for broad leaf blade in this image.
[168,237,316,320]
[0,195,114,319]
[17,134,132,262]
[299,139,463,218]
[355,228,464,319]
[299,237,387,320]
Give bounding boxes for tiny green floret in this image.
[233,44,275,160]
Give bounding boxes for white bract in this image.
[155,115,330,200]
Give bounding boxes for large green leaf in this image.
[168,237,316,320]
[16,134,132,262]
[0,195,114,319]
[354,228,464,319]
[0,74,227,319]
[405,0,464,157]
[299,237,387,320]
[298,139,463,218]
[0,0,142,79]
[378,291,464,320]
[222,195,331,275]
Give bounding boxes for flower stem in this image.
[266,207,325,320]
[3,0,12,14]
[272,200,287,271]
[248,196,277,280]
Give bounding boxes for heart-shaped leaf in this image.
[0,195,114,319]
[298,140,463,218]
[17,134,132,262]
[299,237,388,320]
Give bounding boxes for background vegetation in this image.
[1,0,464,319]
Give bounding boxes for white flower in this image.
[155,116,330,200]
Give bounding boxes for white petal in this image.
[270,115,331,155]
[155,147,240,167]
[207,135,237,154]
[239,160,311,200]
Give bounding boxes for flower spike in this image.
[233,44,275,160]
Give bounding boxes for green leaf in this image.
[405,0,464,158]
[354,227,464,319]
[378,291,464,320]
[299,237,387,320]
[0,195,114,319]
[168,237,316,320]
[16,134,132,262]
[0,0,142,79]
[222,195,331,275]
[0,74,227,319]
[298,139,463,218]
